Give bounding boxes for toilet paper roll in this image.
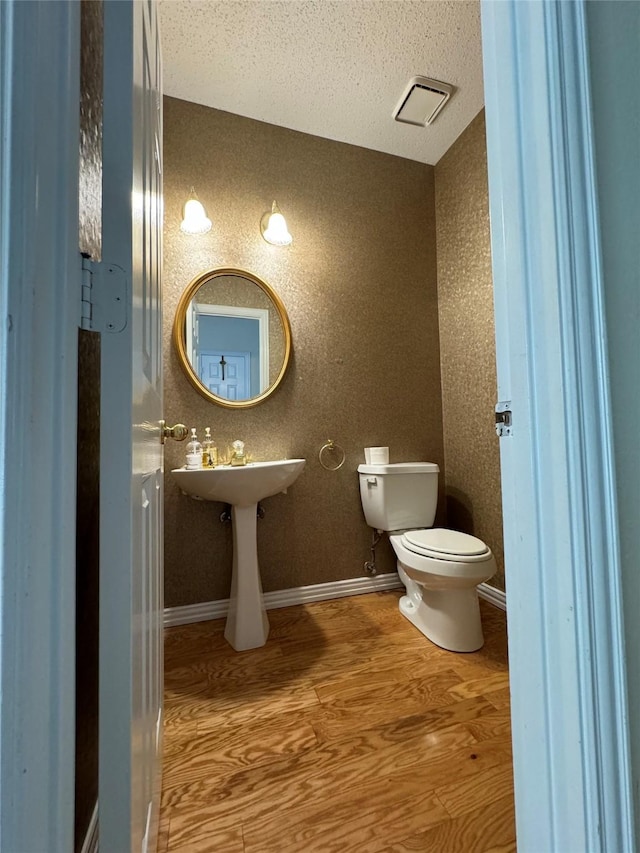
[366,446,389,464]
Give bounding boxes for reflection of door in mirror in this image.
[186,301,270,400]
[201,351,250,400]
[174,267,292,408]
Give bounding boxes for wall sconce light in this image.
[260,200,292,246]
[180,187,212,235]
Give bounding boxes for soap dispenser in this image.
[185,428,203,470]
[202,427,218,468]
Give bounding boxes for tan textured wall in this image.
[163,97,444,607]
[434,110,505,591]
[76,3,102,849]
[78,0,102,260]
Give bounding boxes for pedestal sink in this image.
[172,459,306,651]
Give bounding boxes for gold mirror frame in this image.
[173,267,292,409]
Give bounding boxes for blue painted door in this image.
[195,313,261,395]
[100,2,164,851]
[200,351,251,399]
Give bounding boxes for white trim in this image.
[164,572,404,628]
[0,2,80,850]
[80,802,99,853]
[478,583,506,612]
[482,1,633,850]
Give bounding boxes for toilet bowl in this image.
[357,462,496,652]
[389,528,496,652]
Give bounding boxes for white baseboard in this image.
[164,572,404,628]
[478,582,507,611]
[80,801,98,853]
[164,575,506,628]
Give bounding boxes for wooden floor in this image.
[159,591,515,853]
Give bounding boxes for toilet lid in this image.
[402,528,489,558]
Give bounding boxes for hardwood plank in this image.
[277,631,431,675]
[167,642,429,696]
[164,677,321,728]
[449,657,509,679]
[383,793,516,851]
[312,693,497,744]
[463,707,512,742]
[269,600,402,645]
[436,761,515,818]
[447,671,510,700]
[163,750,513,852]
[164,620,227,668]
[162,716,507,837]
[242,782,449,853]
[165,641,285,683]
[314,668,462,707]
[162,717,318,785]
[167,815,244,853]
[488,686,512,710]
[160,591,514,851]
[157,813,170,853]
[162,719,198,755]
[161,712,478,814]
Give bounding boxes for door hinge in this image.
[495,401,513,437]
[80,257,128,333]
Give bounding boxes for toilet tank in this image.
[357,462,439,532]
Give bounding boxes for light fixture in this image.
[260,200,292,246]
[180,187,212,235]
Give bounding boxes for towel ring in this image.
[319,439,345,471]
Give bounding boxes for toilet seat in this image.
[401,528,491,563]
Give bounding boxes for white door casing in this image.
[481,1,633,850]
[100,1,164,851]
[0,2,80,851]
[192,303,270,392]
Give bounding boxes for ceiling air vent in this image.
[393,76,454,127]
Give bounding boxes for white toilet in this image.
[358,462,496,652]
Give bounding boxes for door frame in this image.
[192,302,269,396]
[0,1,80,850]
[0,0,635,850]
[481,0,633,849]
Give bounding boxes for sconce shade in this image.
[180,189,212,235]
[261,200,292,246]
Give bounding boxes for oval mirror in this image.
[173,267,292,408]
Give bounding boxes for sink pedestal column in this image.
[224,503,269,651]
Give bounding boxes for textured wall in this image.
[163,96,444,607]
[434,110,505,590]
[75,331,100,853]
[78,0,102,260]
[75,3,102,850]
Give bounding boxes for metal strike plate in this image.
[495,401,513,437]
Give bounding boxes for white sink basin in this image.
[171,458,306,652]
[172,458,305,507]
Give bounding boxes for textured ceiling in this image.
[159,0,484,165]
